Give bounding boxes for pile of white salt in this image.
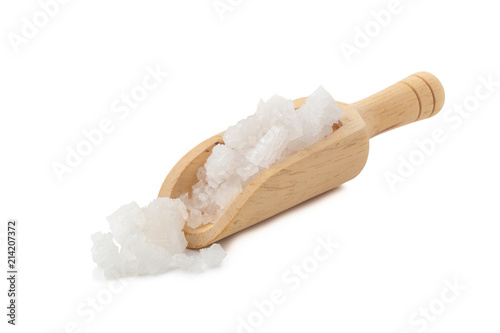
[91,86,343,277]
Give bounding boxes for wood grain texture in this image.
[353,71,445,138]
[159,72,445,248]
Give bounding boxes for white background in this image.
[1,0,499,332]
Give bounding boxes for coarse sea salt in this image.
[91,86,343,277]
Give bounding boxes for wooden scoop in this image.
[159,72,445,248]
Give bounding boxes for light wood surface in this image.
[159,72,445,248]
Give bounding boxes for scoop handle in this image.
[352,72,445,138]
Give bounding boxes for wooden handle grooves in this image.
[352,72,445,138]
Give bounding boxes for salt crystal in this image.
[205,144,238,188]
[245,125,289,168]
[223,115,263,151]
[107,202,144,245]
[142,198,187,253]
[213,176,242,210]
